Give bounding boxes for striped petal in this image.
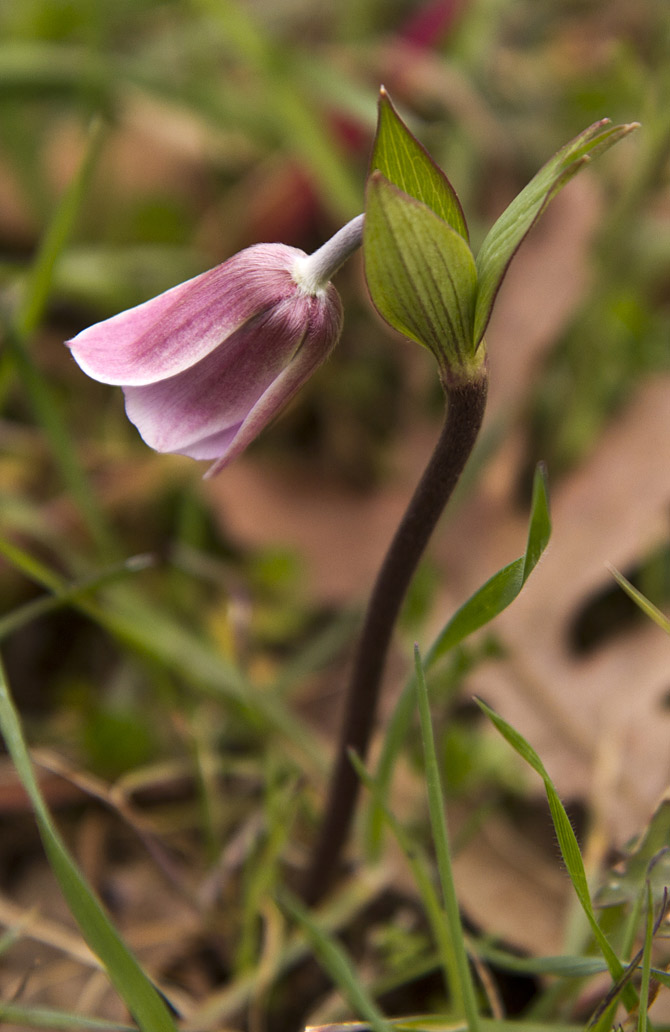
[67,243,306,386]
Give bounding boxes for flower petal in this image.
[66,243,305,386]
[122,286,342,470]
[205,287,343,475]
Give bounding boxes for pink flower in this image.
[67,218,364,477]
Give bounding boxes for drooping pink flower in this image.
[67,218,363,477]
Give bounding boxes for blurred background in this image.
[1,0,670,1028]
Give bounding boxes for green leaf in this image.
[474,120,639,345]
[428,463,550,663]
[370,88,468,240]
[0,658,178,1032]
[364,173,478,373]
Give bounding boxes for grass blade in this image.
[0,657,178,1031]
[414,646,481,1032]
[349,750,461,1006]
[607,564,670,635]
[277,889,392,1032]
[0,1001,136,1030]
[476,699,636,1012]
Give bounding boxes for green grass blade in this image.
[276,889,392,1032]
[349,750,461,1007]
[414,646,481,1032]
[637,883,654,1032]
[307,1019,583,1032]
[476,699,636,1010]
[0,1001,136,1030]
[607,564,670,635]
[5,117,117,559]
[650,967,670,989]
[13,118,104,339]
[0,657,178,1032]
[0,554,154,641]
[0,536,324,771]
[472,941,608,978]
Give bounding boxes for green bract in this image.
[371,88,468,241]
[364,88,638,384]
[365,174,478,383]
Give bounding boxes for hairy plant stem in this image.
[302,368,489,905]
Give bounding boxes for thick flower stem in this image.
[301,368,489,906]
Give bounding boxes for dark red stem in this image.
[302,369,489,905]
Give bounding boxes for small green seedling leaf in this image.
[371,88,468,240]
[474,119,639,344]
[364,173,478,376]
[428,462,550,663]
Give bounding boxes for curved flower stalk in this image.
[67,217,364,477]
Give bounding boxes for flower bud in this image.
[67,232,362,476]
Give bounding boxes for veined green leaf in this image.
[474,120,639,344]
[370,88,468,240]
[0,658,178,1032]
[364,173,478,372]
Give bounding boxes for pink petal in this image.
[66,243,305,386]
[122,286,342,471]
[205,290,343,475]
